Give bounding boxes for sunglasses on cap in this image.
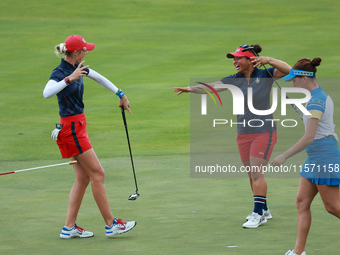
[226,44,258,58]
[240,44,258,56]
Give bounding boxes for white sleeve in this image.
[43,79,67,99]
[87,68,119,94]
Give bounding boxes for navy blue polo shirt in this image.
[49,59,90,117]
[220,67,276,134]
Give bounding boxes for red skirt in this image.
[56,113,92,158]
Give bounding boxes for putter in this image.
[121,106,139,200]
[241,45,303,120]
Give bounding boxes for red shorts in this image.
[56,113,92,158]
[237,130,277,162]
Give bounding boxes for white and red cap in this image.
[226,46,255,59]
[64,35,95,52]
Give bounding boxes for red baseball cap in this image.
[226,46,255,59]
[64,35,95,52]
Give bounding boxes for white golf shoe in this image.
[243,212,267,228]
[264,208,272,219]
[246,207,272,220]
[285,250,306,255]
[60,224,94,239]
[105,218,137,238]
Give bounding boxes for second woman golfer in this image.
[272,57,340,255]
[175,44,291,228]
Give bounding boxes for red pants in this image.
[237,130,277,162]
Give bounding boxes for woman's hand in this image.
[174,86,191,95]
[119,95,132,114]
[251,56,270,68]
[69,61,89,82]
[271,154,287,167]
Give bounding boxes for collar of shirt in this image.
[310,86,322,96]
[234,67,259,79]
[60,58,76,71]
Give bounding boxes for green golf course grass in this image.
[1,0,340,254]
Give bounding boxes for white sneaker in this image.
[105,218,137,238]
[246,207,272,220]
[60,224,94,239]
[285,250,306,255]
[264,208,272,220]
[243,212,267,228]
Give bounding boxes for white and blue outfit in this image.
[301,86,340,185]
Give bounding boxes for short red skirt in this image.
[56,113,92,158]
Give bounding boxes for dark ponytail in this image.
[311,57,322,68]
[250,44,262,55]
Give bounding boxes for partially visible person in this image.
[43,35,136,239]
[271,58,340,255]
[175,44,291,228]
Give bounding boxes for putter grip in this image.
[121,106,127,127]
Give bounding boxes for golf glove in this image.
[51,124,63,140]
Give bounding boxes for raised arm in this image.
[251,56,291,79]
[43,61,89,98]
[87,69,118,93]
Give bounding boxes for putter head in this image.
[128,193,139,200]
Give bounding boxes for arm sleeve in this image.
[307,98,326,113]
[87,69,119,94]
[43,79,67,98]
[307,110,323,120]
[306,97,326,120]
